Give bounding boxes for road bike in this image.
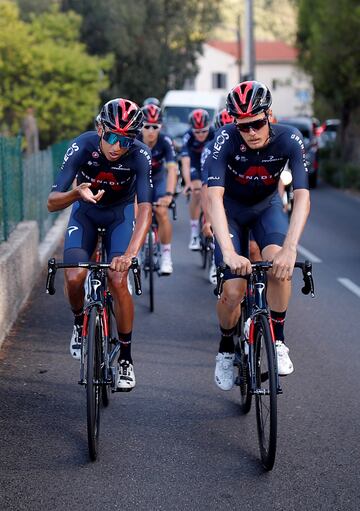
[141,200,177,312]
[215,259,315,470]
[46,230,141,461]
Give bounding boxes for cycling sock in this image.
[72,308,84,327]
[270,310,286,342]
[190,220,200,237]
[161,243,171,255]
[118,331,132,363]
[219,326,236,353]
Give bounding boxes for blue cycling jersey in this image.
[137,132,176,181]
[205,123,309,205]
[51,131,153,206]
[180,127,215,173]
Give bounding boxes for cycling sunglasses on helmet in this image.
[102,130,135,148]
[143,124,161,130]
[235,116,268,133]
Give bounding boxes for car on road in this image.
[316,118,341,149]
[277,115,319,188]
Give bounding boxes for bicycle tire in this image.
[254,314,277,470]
[86,307,101,461]
[148,228,155,312]
[235,309,252,414]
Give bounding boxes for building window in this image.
[212,72,227,90]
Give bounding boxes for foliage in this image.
[0,2,112,146]
[60,0,221,103]
[297,0,360,164]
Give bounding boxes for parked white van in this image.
[162,90,227,144]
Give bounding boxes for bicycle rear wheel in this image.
[86,307,101,461]
[254,314,277,470]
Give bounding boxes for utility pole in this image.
[243,0,255,81]
[236,15,242,82]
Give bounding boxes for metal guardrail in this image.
[0,136,70,242]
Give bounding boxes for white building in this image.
[186,40,313,117]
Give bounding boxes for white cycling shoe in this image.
[188,236,201,251]
[214,352,235,391]
[275,340,294,376]
[69,324,82,360]
[160,254,173,275]
[117,360,136,391]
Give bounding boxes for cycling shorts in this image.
[190,167,202,182]
[63,200,135,263]
[152,176,166,202]
[214,192,288,280]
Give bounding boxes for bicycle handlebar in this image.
[46,257,142,296]
[152,199,177,221]
[214,260,315,299]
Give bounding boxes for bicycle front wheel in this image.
[148,229,155,312]
[254,314,277,470]
[86,307,101,461]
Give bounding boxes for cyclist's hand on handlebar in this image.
[270,246,297,280]
[182,184,192,197]
[223,251,252,277]
[157,195,173,207]
[78,183,105,204]
[109,254,133,273]
[202,221,213,238]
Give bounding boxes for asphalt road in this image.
[0,183,360,511]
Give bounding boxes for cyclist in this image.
[201,108,234,284]
[47,98,153,391]
[205,81,310,390]
[137,104,177,274]
[181,108,215,250]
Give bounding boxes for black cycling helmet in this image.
[189,108,210,130]
[226,81,272,118]
[143,97,161,107]
[142,104,162,124]
[214,108,234,129]
[99,98,144,136]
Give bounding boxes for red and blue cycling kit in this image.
[51,131,153,263]
[137,132,176,200]
[204,123,309,277]
[181,127,215,181]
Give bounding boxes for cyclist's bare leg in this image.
[108,270,134,334]
[64,268,87,311]
[189,180,202,220]
[155,207,172,244]
[262,244,291,311]
[216,278,246,329]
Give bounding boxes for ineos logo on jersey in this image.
[212,129,230,160]
[60,142,80,170]
[67,225,79,236]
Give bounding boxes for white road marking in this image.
[297,245,322,263]
[337,278,360,299]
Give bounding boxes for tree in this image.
[61,0,221,103]
[0,2,112,146]
[297,0,360,164]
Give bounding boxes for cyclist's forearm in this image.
[47,189,80,212]
[126,203,152,257]
[201,185,209,220]
[207,189,235,255]
[166,162,177,194]
[283,189,310,251]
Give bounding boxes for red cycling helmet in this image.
[226,81,272,119]
[99,98,144,136]
[189,109,210,130]
[214,108,234,129]
[142,104,163,124]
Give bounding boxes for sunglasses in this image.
[193,128,209,134]
[102,131,135,147]
[143,124,161,130]
[236,116,268,133]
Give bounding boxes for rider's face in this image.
[235,112,270,149]
[97,125,129,161]
[193,128,209,143]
